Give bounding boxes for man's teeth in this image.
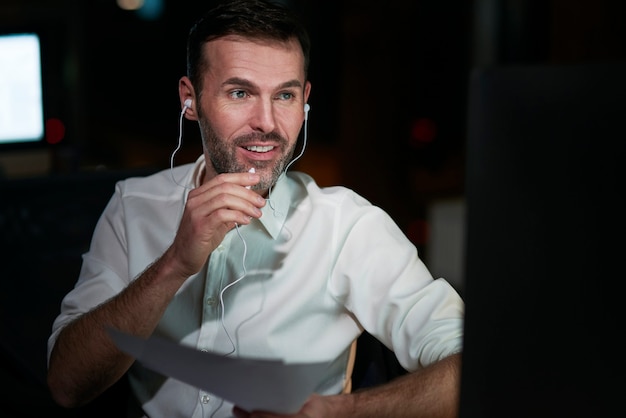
[246,145,274,152]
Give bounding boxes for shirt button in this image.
[206,297,217,306]
[201,394,210,404]
[216,245,224,252]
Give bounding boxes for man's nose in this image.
[249,101,276,133]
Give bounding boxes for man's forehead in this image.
[205,35,303,62]
[203,36,306,84]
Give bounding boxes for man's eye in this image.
[277,92,294,101]
[230,90,247,99]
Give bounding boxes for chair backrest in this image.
[350,331,407,391]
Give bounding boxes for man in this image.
[47,1,464,417]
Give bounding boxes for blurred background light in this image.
[117,0,144,11]
[117,0,164,20]
[410,117,438,146]
[45,118,65,145]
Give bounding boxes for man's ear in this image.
[179,76,198,121]
[304,80,311,105]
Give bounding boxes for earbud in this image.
[304,103,310,120]
[183,99,192,109]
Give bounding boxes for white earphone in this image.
[304,103,310,120]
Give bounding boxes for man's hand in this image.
[166,170,264,279]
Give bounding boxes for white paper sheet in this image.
[108,328,332,414]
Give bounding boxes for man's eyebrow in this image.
[278,79,303,89]
[222,77,255,88]
[222,77,303,90]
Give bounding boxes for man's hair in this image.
[186,0,311,93]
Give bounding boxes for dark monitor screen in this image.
[0,32,45,147]
[459,63,625,418]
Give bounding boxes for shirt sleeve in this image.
[47,181,131,364]
[327,191,464,371]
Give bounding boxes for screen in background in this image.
[459,63,625,418]
[0,32,44,146]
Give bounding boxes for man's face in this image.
[197,35,310,193]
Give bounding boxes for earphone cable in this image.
[171,105,191,189]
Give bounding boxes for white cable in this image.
[170,104,191,189]
[282,108,309,174]
[219,223,248,356]
[267,107,310,211]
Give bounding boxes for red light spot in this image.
[410,118,437,146]
[45,118,65,144]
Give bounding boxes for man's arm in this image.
[233,352,462,418]
[342,352,461,418]
[47,171,264,408]
[47,250,190,408]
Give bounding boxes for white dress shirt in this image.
[48,155,464,418]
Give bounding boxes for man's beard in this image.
[199,118,297,191]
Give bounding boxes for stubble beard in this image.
[199,118,297,191]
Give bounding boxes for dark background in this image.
[460,62,626,418]
[3,0,624,229]
[1,0,625,417]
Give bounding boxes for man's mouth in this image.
[245,145,275,153]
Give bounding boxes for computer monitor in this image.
[0,32,45,148]
[459,62,625,418]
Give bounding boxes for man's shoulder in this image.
[116,164,193,200]
[288,171,372,207]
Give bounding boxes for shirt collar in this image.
[192,155,206,188]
